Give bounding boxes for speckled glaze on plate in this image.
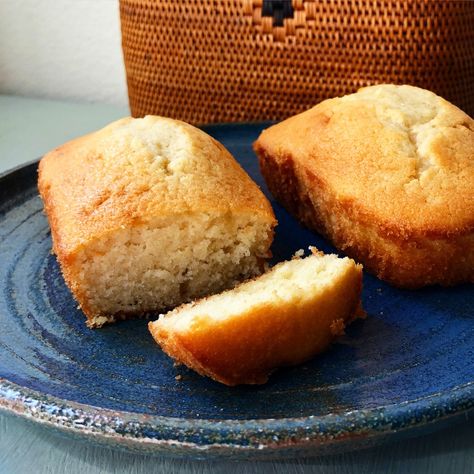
[0,123,473,460]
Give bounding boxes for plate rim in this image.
[1,145,473,457]
[1,378,473,456]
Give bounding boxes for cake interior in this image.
[158,251,356,330]
[73,213,272,327]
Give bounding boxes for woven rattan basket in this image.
[120,0,474,124]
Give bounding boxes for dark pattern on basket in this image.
[120,0,474,124]
[262,0,294,27]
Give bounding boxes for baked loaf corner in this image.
[254,84,474,288]
[38,116,276,327]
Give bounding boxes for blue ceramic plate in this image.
[0,123,473,459]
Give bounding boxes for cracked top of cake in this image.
[255,84,474,236]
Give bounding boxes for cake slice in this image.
[38,116,276,327]
[149,249,363,386]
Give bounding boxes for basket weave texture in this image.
[120,0,474,124]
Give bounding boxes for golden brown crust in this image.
[38,116,275,257]
[257,148,474,288]
[254,85,474,288]
[149,260,363,386]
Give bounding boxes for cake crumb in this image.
[175,374,183,381]
[330,318,346,336]
[292,249,304,259]
[309,246,324,257]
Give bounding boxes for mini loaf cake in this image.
[149,249,363,386]
[38,116,276,327]
[254,85,474,288]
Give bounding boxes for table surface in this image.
[0,94,473,474]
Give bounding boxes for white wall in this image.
[0,0,128,106]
